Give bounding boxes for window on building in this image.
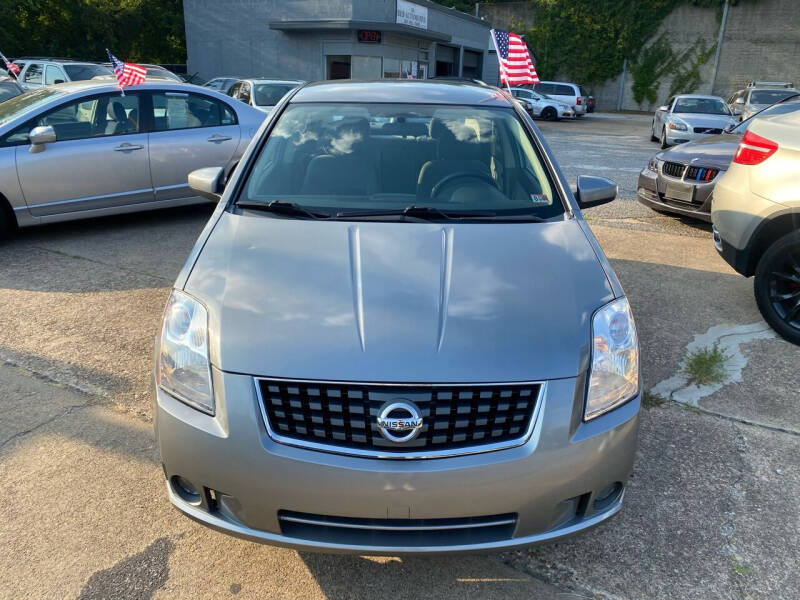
[352,56,382,79]
[327,55,351,80]
[462,50,482,79]
[435,45,457,77]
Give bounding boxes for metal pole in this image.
[710,0,730,95]
[616,58,628,111]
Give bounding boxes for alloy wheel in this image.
[768,249,800,329]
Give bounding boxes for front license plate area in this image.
[664,182,694,203]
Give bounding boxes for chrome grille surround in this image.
[255,377,547,459]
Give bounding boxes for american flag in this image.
[0,51,20,76]
[490,29,539,86]
[106,49,146,88]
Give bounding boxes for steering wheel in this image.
[430,171,499,199]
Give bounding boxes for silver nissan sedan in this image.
[154,80,641,554]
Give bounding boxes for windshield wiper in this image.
[235,200,332,220]
[339,205,548,222]
[335,205,495,221]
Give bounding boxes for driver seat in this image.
[416,118,491,200]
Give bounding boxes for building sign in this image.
[357,29,382,43]
[396,0,428,30]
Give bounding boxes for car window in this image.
[240,103,562,220]
[254,83,298,106]
[44,65,66,85]
[749,89,797,105]
[673,97,730,115]
[62,64,111,81]
[0,85,20,103]
[239,83,252,104]
[533,83,551,95]
[4,93,142,144]
[555,84,574,96]
[24,63,43,84]
[731,96,800,133]
[205,79,222,90]
[151,91,237,131]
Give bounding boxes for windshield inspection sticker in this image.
[530,193,550,205]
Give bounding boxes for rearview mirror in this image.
[574,175,617,209]
[29,125,56,153]
[188,167,225,201]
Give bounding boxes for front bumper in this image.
[636,167,714,222]
[155,369,640,554]
[663,129,721,146]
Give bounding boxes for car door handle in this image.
[207,134,232,143]
[114,143,144,152]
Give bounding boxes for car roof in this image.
[245,79,304,85]
[291,80,511,107]
[673,94,725,100]
[32,79,225,96]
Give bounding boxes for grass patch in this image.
[684,343,730,386]
[642,390,666,409]
[730,558,756,578]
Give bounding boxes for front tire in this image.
[541,107,557,121]
[754,231,800,345]
[660,128,669,149]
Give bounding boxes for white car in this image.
[510,88,573,120]
[651,94,737,148]
[531,81,589,116]
[228,79,304,113]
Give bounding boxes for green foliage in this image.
[668,39,716,97]
[684,343,730,386]
[0,0,186,63]
[630,35,676,105]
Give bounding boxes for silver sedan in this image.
[0,80,266,237]
[650,94,736,148]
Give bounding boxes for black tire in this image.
[754,231,800,345]
[660,127,669,149]
[541,107,557,121]
[650,120,658,142]
[0,203,13,241]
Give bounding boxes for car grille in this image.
[662,161,686,178]
[278,510,518,547]
[685,166,719,182]
[257,378,542,458]
[693,127,723,134]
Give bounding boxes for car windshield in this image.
[240,103,561,220]
[147,68,182,82]
[63,64,111,81]
[0,88,62,126]
[674,97,730,115]
[254,83,297,107]
[750,89,797,105]
[0,84,21,103]
[731,96,800,133]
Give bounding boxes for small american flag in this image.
[490,29,539,86]
[106,49,146,88]
[0,51,20,76]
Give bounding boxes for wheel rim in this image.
[768,247,800,330]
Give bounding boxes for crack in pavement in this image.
[650,323,799,436]
[0,403,88,451]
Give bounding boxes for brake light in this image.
[576,97,582,105]
[734,130,778,165]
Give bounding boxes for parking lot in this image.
[1,112,798,599]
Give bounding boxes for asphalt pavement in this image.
[1,112,798,599]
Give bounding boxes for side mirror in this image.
[188,167,225,201]
[574,175,617,209]
[28,125,56,153]
[53,79,65,84]
[658,105,669,112]
[733,108,742,116]
[734,97,745,105]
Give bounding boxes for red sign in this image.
[358,30,382,43]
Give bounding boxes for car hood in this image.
[184,213,614,382]
[672,112,735,129]
[657,133,740,170]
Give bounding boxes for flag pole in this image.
[0,52,24,93]
[489,29,512,95]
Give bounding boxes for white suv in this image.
[12,58,111,90]
[712,108,800,344]
[532,81,589,116]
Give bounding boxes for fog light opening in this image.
[593,482,623,512]
[171,476,202,505]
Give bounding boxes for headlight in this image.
[668,121,687,131]
[585,297,639,420]
[158,290,214,414]
[647,157,660,172]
